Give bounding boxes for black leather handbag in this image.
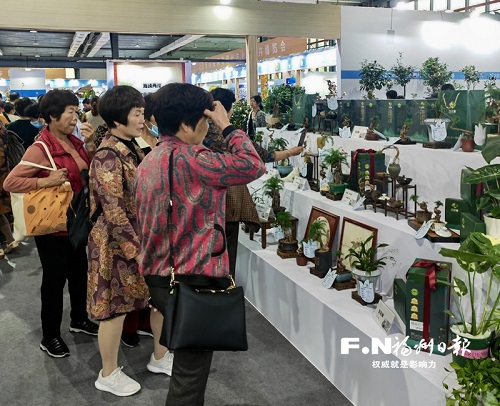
[162,151,248,352]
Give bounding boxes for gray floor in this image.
[0,239,352,406]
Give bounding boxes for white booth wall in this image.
[340,7,500,99]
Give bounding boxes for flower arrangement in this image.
[359,59,391,99]
[390,52,416,98]
[419,57,453,93]
[460,65,482,90]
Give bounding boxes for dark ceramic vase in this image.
[315,249,332,273]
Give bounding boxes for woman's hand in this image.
[37,169,68,188]
[81,122,96,151]
[204,101,231,130]
[289,146,305,156]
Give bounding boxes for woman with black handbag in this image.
[134,83,265,406]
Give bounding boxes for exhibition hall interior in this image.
[1,0,500,405]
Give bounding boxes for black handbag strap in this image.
[167,150,228,275]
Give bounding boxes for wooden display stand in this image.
[351,291,382,306]
[249,216,298,249]
[325,192,343,201]
[422,141,452,149]
[334,278,356,291]
[277,248,299,259]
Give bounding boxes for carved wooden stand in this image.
[351,291,382,306]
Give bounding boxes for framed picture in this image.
[302,206,340,251]
[339,217,378,268]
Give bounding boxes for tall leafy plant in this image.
[230,99,251,130]
[390,52,415,98]
[419,57,452,94]
[358,59,391,99]
[262,84,305,117]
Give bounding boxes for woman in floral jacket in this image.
[87,86,170,397]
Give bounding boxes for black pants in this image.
[34,235,89,339]
[225,221,240,279]
[148,283,214,406]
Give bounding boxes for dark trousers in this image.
[34,235,88,339]
[148,283,214,406]
[123,307,151,334]
[225,221,240,279]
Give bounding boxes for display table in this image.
[250,216,298,249]
[236,233,450,406]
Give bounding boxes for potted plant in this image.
[320,146,349,196]
[344,234,393,304]
[410,194,432,223]
[419,57,453,95]
[461,65,482,91]
[269,137,293,177]
[443,357,500,405]
[365,115,380,141]
[263,176,285,214]
[255,130,264,146]
[230,98,251,131]
[439,232,500,366]
[462,137,500,237]
[308,218,332,275]
[390,52,415,99]
[274,210,298,253]
[262,84,305,124]
[296,239,309,266]
[358,59,391,100]
[381,145,401,177]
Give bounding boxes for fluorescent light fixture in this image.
[214,5,232,18]
[30,30,37,33]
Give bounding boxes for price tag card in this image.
[351,196,366,211]
[414,220,433,240]
[273,227,285,241]
[293,177,307,191]
[431,122,447,141]
[255,203,272,222]
[341,189,360,206]
[373,300,398,335]
[339,126,351,139]
[358,279,375,303]
[322,269,337,289]
[267,168,280,178]
[352,126,368,139]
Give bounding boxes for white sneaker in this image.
[95,367,141,397]
[147,351,174,376]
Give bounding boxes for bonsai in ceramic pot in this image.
[263,176,285,214]
[295,239,309,266]
[269,137,293,177]
[274,210,298,253]
[307,218,332,275]
[461,136,500,237]
[439,232,500,366]
[344,235,393,304]
[410,194,432,223]
[382,145,401,177]
[320,146,349,196]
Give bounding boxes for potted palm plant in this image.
[344,235,393,304]
[462,137,500,237]
[263,176,285,213]
[273,210,298,253]
[320,146,349,196]
[439,232,500,366]
[307,218,332,276]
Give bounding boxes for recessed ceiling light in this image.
[30,30,37,33]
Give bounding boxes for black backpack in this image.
[66,147,125,251]
[4,130,26,171]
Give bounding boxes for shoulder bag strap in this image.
[18,140,58,172]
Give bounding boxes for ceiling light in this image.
[220,0,231,4]
[30,30,37,33]
[0,49,3,56]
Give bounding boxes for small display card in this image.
[373,300,398,335]
[431,121,447,142]
[351,126,369,139]
[322,269,337,289]
[414,220,433,240]
[384,137,400,146]
[267,168,280,178]
[358,279,375,303]
[293,177,307,191]
[351,196,366,211]
[339,126,352,139]
[255,203,273,222]
[273,226,285,241]
[341,189,360,206]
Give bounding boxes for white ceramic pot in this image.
[484,214,500,238]
[352,268,381,303]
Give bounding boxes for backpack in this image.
[4,130,26,171]
[66,147,125,251]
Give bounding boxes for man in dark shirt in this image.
[6,98,39,148]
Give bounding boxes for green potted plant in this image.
[419,57,453,95]
[320,146,349,196]
[443,357,500,405]
[273,210,298,253]
[230,98,251,131]
[390,52,415,99]
[410,194,432,223]
[296,238,309,266]
[344,234,393,304]
[307,218,332,275]
[269,137,293,177]
[462,137,500,237]
[358,59,391,100]
[461,65,482,91]
[439,232,500,366]
[263,176,285,213]
[262,84,305,125]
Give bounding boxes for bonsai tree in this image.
[344,235,391,274]
[230,99,251,131]
[273,211,294,242]
[433,200,443,223]
[359,59,391,99]
[390,52,416,98]
[320,147,348,185]
[444,357,500,406]
[460,65,482,91]
[419,57,453,94]
[410,194,429,212]
[268,137,290,166]
[410,194,432,223]
[307,218,329,252]
[263,176,284,213]
[262,84,305,120]
[439,232,500,337]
